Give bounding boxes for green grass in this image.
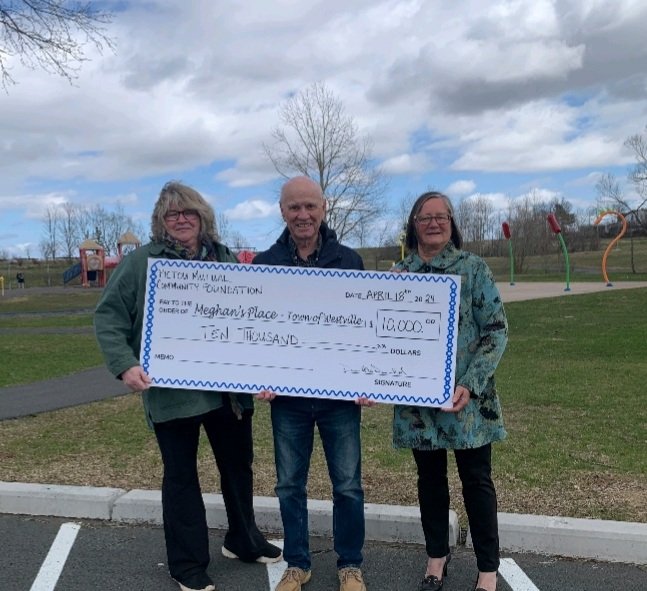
[498,290,647,477]
[0,334,104,387]
[0,289,101,312]
[0,290,103,386]
[0,315,93,328]
[0,285,646,524]
[484,236,647,281]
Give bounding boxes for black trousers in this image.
[412,444,499,572]
[153,403,268,584]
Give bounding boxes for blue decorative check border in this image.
[142,260,460,406]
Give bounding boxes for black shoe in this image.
[472,571,497,591]
[221,540,283,564]
[417,554,451,591]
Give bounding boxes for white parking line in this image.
[29,522,81,591]
[499,557,541,591]
[266,539,285,590]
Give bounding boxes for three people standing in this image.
[95,179,507,591]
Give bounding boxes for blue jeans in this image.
[271,396,365,570]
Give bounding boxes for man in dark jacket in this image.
[254,176,370,591]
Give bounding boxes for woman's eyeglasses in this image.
[164,209,199,222]
[414,214,451,225]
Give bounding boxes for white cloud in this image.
[446,180,476,196]
[225,199,278,221]
[0,192,72,217]
[379,153,430,175]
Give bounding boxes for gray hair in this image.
[404,191,463,252]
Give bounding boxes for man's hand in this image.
[256,390,277,402]
[355,397,377,407]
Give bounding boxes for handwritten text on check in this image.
[141,260,461,407]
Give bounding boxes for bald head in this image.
[280,176,323,205]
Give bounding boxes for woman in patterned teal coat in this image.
[392,192,507,591]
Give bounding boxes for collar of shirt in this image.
[288,233,322,267]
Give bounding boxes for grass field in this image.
[0,283,646,526]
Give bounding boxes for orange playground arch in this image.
[593,210,627,286]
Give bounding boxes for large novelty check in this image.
[141,259,461,407]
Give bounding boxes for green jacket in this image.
[392,243,508,450]
[94,241,254,425]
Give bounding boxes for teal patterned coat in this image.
[392,243,508,450]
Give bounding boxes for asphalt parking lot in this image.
[3,514,646,591]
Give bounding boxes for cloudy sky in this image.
[1,0,646,257]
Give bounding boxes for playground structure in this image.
[236,249,256,264]
[547,213,571,292]
[64,231,141,287]
[593,210,628,286]
[502,221,514,285]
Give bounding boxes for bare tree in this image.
[216,212,230,243]
[626,128,647,202]
[57,202,81,259]
[46,201,143,258]
[85,203,143,256]
[595,172,641,274]
[506,191,553,273]
[40,205,60,259]
[264,82,387,243]
[455,194,494,256]
[0,0,114,88]
[596,126,647,235]
[622,128,647,241]
[595,173,623,208]
[216,212,249,251]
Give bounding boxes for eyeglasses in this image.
[164,209,199,222]
[414,214,451,225]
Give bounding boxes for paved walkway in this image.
[0,366,130,421]
[496,280,647,302]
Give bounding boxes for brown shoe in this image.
[275,567,312,591]
[338,567,367,591]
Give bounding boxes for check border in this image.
[141,260,460,405]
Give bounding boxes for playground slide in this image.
[63,263,82,284]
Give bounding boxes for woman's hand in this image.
[120,366,152,392]
[256,389,277,402]
[442,385,471,413]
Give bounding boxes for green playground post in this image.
[547,213,570,292]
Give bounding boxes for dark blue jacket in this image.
[253,223,364,270]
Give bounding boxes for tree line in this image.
[40,202,145,260]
